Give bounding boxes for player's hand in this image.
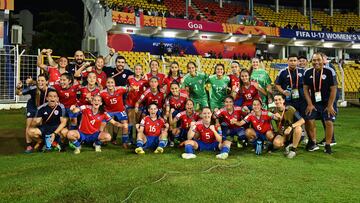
[135,107,139,113]
[190,121,196,127]
[268,97,273,104]
[170,108,175,114]
[284,126,292,135]
[305,104,316,116]
[209,125,216,132]
[325,105,336,117]
[83,61,92,68]
[109,48,115,56]
[242,106,250,113]
[253,82,260,89]
[230,118,237,124]
[142,74,148,81]
[41,49,47,54]
[46,49,53,55]
[273,112,281,120]
[86,66,93,72]
[70,105,76,112]
[16,81,23,89]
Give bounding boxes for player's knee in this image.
[325,120,333,128]
[184,140,193,146]
[294,126,302,135]
[223,140,232,147]
[273,137,284,149]
[266,131,274,141]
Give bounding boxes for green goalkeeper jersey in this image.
[182,72,208,100]
[208,75,230,110]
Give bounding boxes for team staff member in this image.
[275,54,306,117]
[303,53,337,154]
[103,55,134,86]
[272,94,305,159]
[68,50,86,75]
[298,56,308,69]
[27,90,68,152]
[16,74,54,153]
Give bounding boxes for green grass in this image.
[0,108,360,202]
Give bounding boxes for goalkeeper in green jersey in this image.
[182,61,209,111]
[207,64,231,111]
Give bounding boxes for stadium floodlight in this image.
[351,44,360,49]
[323,42,334,48]
[268,43,275,48]
[163,31,177,38]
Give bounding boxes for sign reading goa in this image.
[188,22,203,30]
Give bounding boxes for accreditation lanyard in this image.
[277,108,286,130]
[312,68,323,92]
[287,68,298,89]
[43,88,48,104]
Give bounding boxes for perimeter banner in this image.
[280,29,360,42]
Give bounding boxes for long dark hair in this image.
[239,69,250,88]
[61,72,74,86]
[36,74,49,107]
[213,63,225,75]
[168,61,180,77]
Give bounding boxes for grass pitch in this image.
[0,108,359,202]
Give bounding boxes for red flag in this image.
[135,10,144,28]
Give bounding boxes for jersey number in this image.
[205,132,211,140]
[110,98,117,104]
[149,125,156,133]
[65,93,69,98]
[256,125,262,131]
[245,93,252,100]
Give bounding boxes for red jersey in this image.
[214,106,247,129]
[100,87,127,112]
[126,76,148,107]
[78,86,100,106]
[138,89,164,108]
[46,66,62,85]
[163,76,182,94]
[140,116,166,136]
[229,74,240,100]
[239,82,260,107]
[175,110,200,130]
[78,105,112,134]
[82,70,107,89]
[243,110,273,134]
[193,121,217,143]
[53,83,79,108]
[165,93,188,111]
[146,72,166,86]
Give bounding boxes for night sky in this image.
[14,0,83,31]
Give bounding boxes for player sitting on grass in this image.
[231,99,281,155]
[66,95,125,154]
[214,96,247,148]
[27,90,68,152]
[135,103,169,154]
[272,94,305,158]
[181,107,232,160]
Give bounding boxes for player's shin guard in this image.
[136,140,144,148]
[220,146,230,154]
[185,144,194,154]
[159,139,168,148]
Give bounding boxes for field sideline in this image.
[0,108,359,202]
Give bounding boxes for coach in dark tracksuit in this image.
[303,53,337,154]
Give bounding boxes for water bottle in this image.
[255,140,262,155]
[45,134,52,150]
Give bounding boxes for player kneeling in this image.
[181,107,231,160]
[27,90,68,152]
[272,94,305,158]
[66,95,125,154]
[135,103,169,154]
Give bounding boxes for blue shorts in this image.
[39,125,58,137]
[65,108,79,118]
[255,131,267,141]
[287,100,306,117]
[222,125,246,139]
[79,131,100,144]
[234,98,243,107]
[305,103,337,122]
[178,128,188,141]
[196,140,219,151]
[26,107,37,118]
[172,110,181,118]
[144,135,161,149]
[108,111,128,121]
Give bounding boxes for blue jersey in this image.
[103,67,134,86]
[275,67,305,100]
[304,67,337,105]
[35,103,66,126]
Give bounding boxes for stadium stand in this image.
[192,0,243,22]
[254,6,321,31]
[106,0,168,14]
[164,0,198,19]
[313,10,360,33]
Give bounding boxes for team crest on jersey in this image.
[54,110,59,115]
[27,112,31,116]
[198,80,202,84]
[44,112,48,115]
[298,73,303,77]
[322,74,327,80]
[122,74,126,78]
